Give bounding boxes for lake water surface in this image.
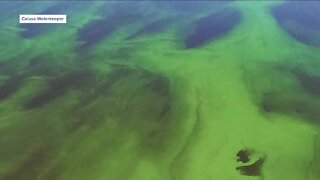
[0,1,320,180]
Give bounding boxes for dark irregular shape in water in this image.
[70,67,171,135]
[260,91,320,123]
[77,4,143,49]
[153,1,231,12]
[20,2,73,38]
[271,1,320,47]
[1,147,49,180]
[24,70,95,109]
[20,2,89,38]
[0,76,23,100]
[184,8,242,49]
[126,16,175,40]
[295,70,320,97]
[26,55,61,77]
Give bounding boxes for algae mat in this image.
[0,1,320,180]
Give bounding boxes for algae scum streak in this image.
[0,1,320,180]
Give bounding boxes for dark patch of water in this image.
[272,2,320,30]
[0,2,29,17]
[20,2,75,39]
[0,60,20,76]
[26,55,60,77]
[126,16,174,40]
[41,2,74,14]
[109,47,136,60]
[20,24,57,39]
[96,67,134,93]
[295,70,320,97]
[76,18,118,49]
[77,4,143,49]
[144,73,170,97]
[24,70,94,109]
[272,1,320,47]
[184,8,242,49]
[260,91,320,123]
[69,67,171,138]
[99,1,143,17]
[65,67,136,132]
[1,147,49,180]
[0,76,23,100]
[261,92,276,113]
[154,1,231,12]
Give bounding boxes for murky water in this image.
[0,1,320,180]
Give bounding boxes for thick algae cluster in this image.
[0,1,320,180]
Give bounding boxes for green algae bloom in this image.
[0,1,320,180]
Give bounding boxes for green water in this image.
[0,1,320,180]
